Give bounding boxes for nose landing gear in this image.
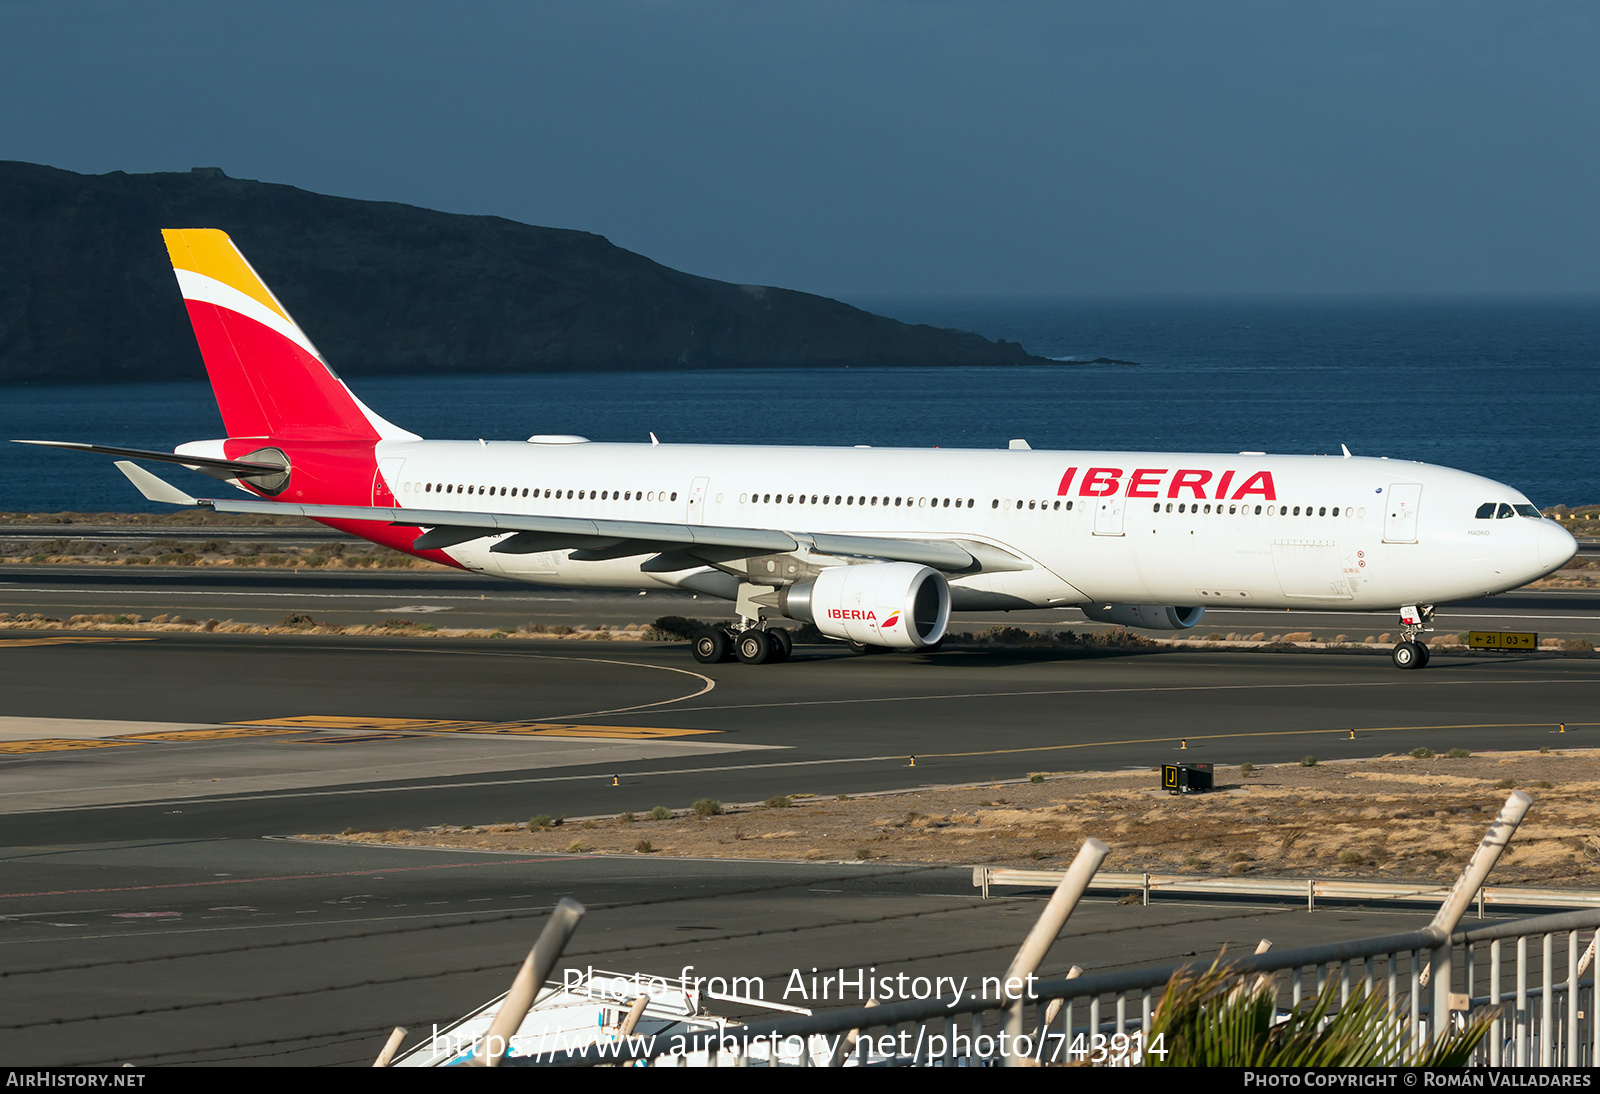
[1391,604,1435,670]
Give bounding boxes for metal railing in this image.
[385,788,1600,1067]
[974,867,1600,912]
[520,908,1598,1067]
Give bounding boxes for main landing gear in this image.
[692,624,791,666]
[1391,604,1435,671]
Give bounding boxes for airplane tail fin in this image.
[161,229,418,443]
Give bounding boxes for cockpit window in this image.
[1515,504,1542,518]
[1496,503,1515,519]
[1475,503,1495,519]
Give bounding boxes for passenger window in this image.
[1255,505,1262,515]
[670,492,678,501]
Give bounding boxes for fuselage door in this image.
[1383,483,1422,544]
[1093,492,1126,537]
[374,458,405,506]
[687,476,710,525]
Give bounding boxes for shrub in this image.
[528,814,563,831]
[565,840,590,853]
[1145,964,1492,1066]
[1239,762,1255,777]
[1301,756,1318,767]
[1446,748,1472,759]
[854,848,873,860]
[646,615,705,641]
[648,806,672,820]
[765,795,792,808]
[634,840,654,853]
[1339,851,1365,865]
[692,798,723,816]
[1496,778,1517,790]
[617,811,636,824]
[1531,780,1553,789]
[1029,774,1045,784]
[1409,747,1435,759]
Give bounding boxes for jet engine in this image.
[780,562,950,650]
[1079,604,1204,630]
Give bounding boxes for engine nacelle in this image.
[781,562,950,650]
[1079,603,1205,630]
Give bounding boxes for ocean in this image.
[3,298,1596,513]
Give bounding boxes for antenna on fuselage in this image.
[649,432,660,446]
[1341,443,1353,458]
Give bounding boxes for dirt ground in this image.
[312,748,1600,889]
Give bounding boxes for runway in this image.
[4,592,1598,1065]
[3,632,1597,845]
[6,564,1600,639]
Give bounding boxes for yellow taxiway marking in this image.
[116,727,309,742]
[910,721,1600,761]
[233,715,717,739]
[0,637,158,648]
[0,739,145,754]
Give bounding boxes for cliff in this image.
[0,162,1041,383]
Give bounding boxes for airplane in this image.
[16,229,1579,671]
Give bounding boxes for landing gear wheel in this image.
[920,639,945,655]
[1415,642,1430,668]
[1392,641,1422,670]
[847,639,868,656]
[735,630,774,665]
[691,626,730,665]
[768,628,792,663]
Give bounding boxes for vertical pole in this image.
[1570,930,1581,1067]
[1517,935,1529,1067]
[372,1026,408,1067]
[1000,838,1109,1066]
[1543,932,1554,1067]
[1490,940,1502,1067]
[475,898,585,1067]
[1428,790,1534,1049]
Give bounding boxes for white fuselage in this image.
[359,440,1576,614]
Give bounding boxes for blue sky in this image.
[4,1,1598,298]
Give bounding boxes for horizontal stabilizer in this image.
[114,461,198,505]
[13,439,287,477]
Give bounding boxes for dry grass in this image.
[314,748,1600,887]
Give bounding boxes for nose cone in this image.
[1537,519,1579,572]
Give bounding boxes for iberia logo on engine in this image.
[829,609,876,624]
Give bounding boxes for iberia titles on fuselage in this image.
[21,228,1577,670]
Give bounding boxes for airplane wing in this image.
[110,461,1013,573]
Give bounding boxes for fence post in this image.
[1000,838,1109,1066]
[372,1026,408,1067]
[1425,790,1532,1049]
[472,897,585,1067]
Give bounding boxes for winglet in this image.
[114,461,199,506]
